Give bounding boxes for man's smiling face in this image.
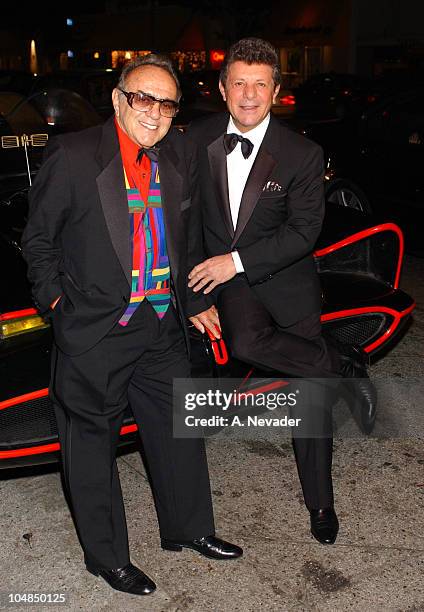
[219,61,280,133]
[112,65,177,147]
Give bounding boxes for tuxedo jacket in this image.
[22,117,209,356]
[187,113,325,327]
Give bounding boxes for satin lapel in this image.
[207,134,234,239]
[96,121,131,286]
[157,144,183,278]
[231,141,277,250]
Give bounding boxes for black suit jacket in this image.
[22,117,209,356]
[187,113,325,327]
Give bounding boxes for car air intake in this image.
[322,313,386,347]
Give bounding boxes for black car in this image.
[302,87,424,254]
[293,72,380,120]
[32,70,120,120]
[0,93,415,468]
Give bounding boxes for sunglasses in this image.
[118,88,179,118]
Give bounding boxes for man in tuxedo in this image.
[22,54,241,597]
[188,38,376,545]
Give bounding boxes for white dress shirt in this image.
[226,114,270,272]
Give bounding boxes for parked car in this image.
[0,93,415,468]
[271,88,296,117]
[33,70,119,119]
[294,72,381,120]
[302,87,424,254]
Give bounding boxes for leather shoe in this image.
[161,535,243,560]
[310,508,339,544]
[86,562,156,595]
[338,344,377,434]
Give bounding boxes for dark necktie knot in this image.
[223,133,254,159]
[136,146,159,164]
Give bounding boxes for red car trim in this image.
[0,424,139,460]
[0,442,61,459]
[120,424,138,435]
[321,303,415,353]
[314,223,404,289]
[0,388,49,411]
[238,380,289,396]
[0,308,38,321]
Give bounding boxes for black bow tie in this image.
[136,146,159,164]
[223,133,254,159]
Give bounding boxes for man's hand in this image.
[189,305,221,339]
[188,254,236,294]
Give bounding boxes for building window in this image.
[111,50,151,70]
[304,47,323,79]
[170,51,206,73]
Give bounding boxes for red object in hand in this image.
[205,326,229,365]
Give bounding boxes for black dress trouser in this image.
[217,279,340,511]
[52,301,215,571]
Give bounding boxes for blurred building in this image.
[355,0,424,76]
[48,5,226,73]
[0,3,227,74]
[0,29,25,71]
[267,0,424,87]
[2,0,424,79]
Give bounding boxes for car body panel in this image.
[302,88,424,252]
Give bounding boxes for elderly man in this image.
[22,54,241,597]
[188,38,376,545]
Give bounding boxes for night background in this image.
[2,0,424,77]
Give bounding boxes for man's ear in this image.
[219,80,227,102]
[112,88,120,116]
[272,84,281,105]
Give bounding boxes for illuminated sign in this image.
[210,50,225,69]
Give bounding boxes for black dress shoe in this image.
[161,535,243,560]
[86,562,156,595]
[310,508,339,544]
[338,344,377,434]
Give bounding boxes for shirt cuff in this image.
[231,250,244,273]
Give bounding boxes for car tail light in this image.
[0,310,49,339]
[280,94,296,106]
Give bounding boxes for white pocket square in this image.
[262,181,284,193]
